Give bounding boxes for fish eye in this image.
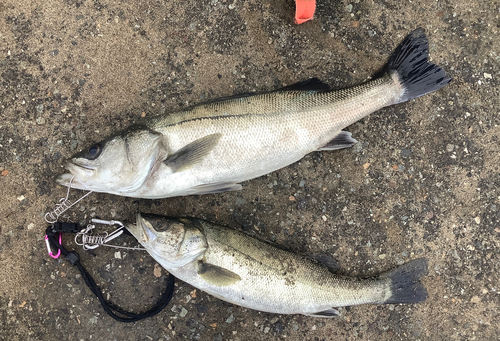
[85,144,102,160]
[153,219,172,232]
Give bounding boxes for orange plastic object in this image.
[295,0,316,24]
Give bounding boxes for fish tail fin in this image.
[383,258,428,304]
[388,28,451,104]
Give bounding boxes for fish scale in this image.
[200,221,390,309]
[147,76,398,136]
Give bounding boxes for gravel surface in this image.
[1,0,499,340]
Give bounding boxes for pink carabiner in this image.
[45,234,61,259]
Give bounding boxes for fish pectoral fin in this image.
[197,262,241,287]
[306,308,341,318]
[318,131,357,151]
[189,182,243,195]
[163,133,222,172]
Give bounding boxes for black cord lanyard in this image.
[45,222,175,322]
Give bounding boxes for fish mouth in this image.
[124,213,153,245]
[55,161,95,190]
[124,216,142,241]
[69,158,97,171]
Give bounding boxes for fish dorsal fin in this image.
[307,308,340,318]
[197,262,241,287]
[311,254,340,272]
[280,78,331,92]
[164,133,222,172]
[318,131,357,151]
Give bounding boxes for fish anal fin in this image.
[164,133,222,172]
[189,182,242,195]
[318,131,357,151]
[198,262,241,287]
[306,308,341,318]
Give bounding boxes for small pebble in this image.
[379,254,386,260]
[299,180,305,187]
[401,148,411,157]
[484,73,492,79]
[474,216,481,224]
[114,251,121,259]
[36,117,46,125]
[470,296,481,303]
[154,263,162,277]
[225,314,234,323]
[179,307,188,317]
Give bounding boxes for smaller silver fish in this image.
[125,213,428,317]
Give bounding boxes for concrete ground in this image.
[1,0,499,340]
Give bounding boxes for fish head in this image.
[125,213,207,268]
[56,126,162,194]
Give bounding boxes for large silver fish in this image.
[57,29,450,198]
[125,213,428,317]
